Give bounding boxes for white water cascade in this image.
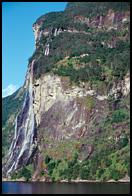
[44,43,50,56]
[4,60,37,176]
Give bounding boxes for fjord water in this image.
[2,182,130,194]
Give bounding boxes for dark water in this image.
[2,182,130,194]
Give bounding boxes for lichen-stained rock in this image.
[109,72,130,99]
[79,144,94,160]
[34,77,109,155]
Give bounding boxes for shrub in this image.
[21,167,32,181]
[111,109,129,123]
[47,159,57,176]
[11,171,18,180]
[11,165,33,181]
[100,168,111,181]
[84,96,95,110]
[45,155,52,164]
[51,160,68,181]
[77,96,95,110]
[118,136,129,149]
[72,163,80,179]
[96,168,105,180]
[80,165,90,179]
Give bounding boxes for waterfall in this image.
[57,28,62,35]
[45,43,50,56]
[3,60,37,176]
[54,28,58,36]
[38,30,43,42]
[44,27,64,56]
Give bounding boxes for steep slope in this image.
[2,87,25,160]
[2,2,130,182]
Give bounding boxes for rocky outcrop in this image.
[109,72,130,99]
[32,23,42,45]
[32,24,65,53]
[3,67,129,177]
[32,73,114,128]
[74,9,130,30]
[118,174,130,182]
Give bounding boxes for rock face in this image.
[4,69,129,176]
[32,23,65,51]
[109,73,130,100]
[74,9,130,30]
[3,60,37,176]
[32,23,43,45]
[2,2,130,179]
[118,174,130,182]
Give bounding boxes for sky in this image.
[2,2,67,97]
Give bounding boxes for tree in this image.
[45,155,52,164]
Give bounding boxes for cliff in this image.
[2,2,130,182]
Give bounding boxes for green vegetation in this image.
[41,141,129,182]
[54,59,103,84]
[3,2,130,182]
[37,11,72,31]
[51,38,129,88]
[40,105,129,182]
[42,138,80,161]
[2,88,25,127]
[31,1,130,88]
[39,98,130,182]
[2,88,25,159]
[34,1,130,44]
[32,29,129,89]
[11,164,34,181]
[77,96,95,110]
[111,109,129,123]
[65,2,130,17]
[37,2,130,31]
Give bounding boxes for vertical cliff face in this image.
[2,2,130,180]
[3,60,37,176]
